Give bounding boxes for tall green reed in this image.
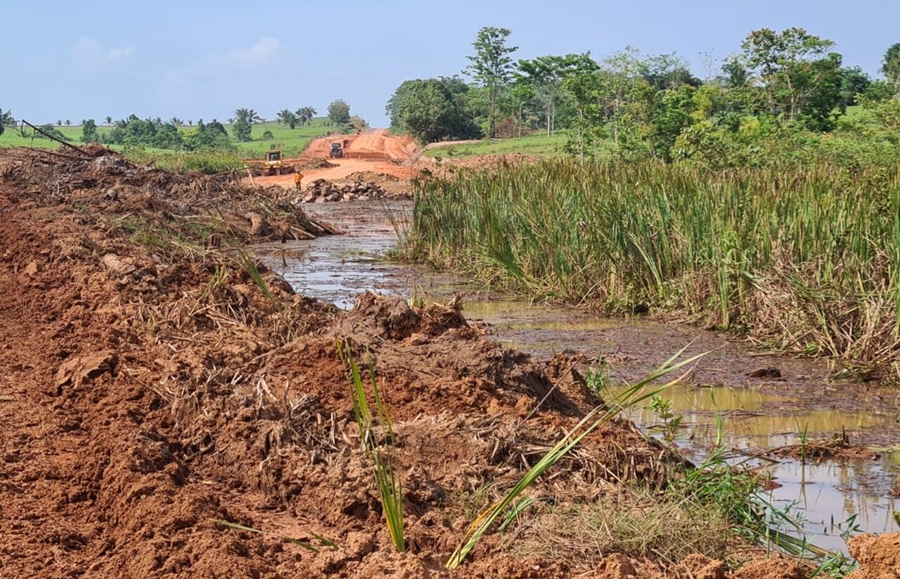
[409,159,900,365]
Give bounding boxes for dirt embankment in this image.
[1,145,886,579]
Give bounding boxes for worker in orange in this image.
[294,172,304,192]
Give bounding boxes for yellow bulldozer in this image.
[245,149,295,177]
[264,150,284,174]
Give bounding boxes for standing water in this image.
[255,201,900,555]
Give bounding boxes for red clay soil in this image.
[0,145,877,579]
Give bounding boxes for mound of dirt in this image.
[0,146,334,243]
[767,433,880,463]
[343,171,401,184]
[846,532,900,579]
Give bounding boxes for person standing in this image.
[294,172,304,192]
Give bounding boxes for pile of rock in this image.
[299,178,390,203]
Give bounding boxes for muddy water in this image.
[256,201,900,554]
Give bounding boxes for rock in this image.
[54,351,117,391]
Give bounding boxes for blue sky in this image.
[3,1,896,127]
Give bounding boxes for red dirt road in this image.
[253,129,418,186]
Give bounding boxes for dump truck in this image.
[330,142,343,158]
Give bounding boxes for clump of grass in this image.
[509,492,733,566]
[446,347,706,569]
[336,340,405,552]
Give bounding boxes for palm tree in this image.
[296,106,317,125]
[0,107,15,136]
[169,117,183,128]
[105,116,112,126]
[233,108,261,126]
[65,120,71,126]
[276,109,298,129]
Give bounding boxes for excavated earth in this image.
[1,146,898,579]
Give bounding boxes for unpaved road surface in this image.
[254,129,418,186]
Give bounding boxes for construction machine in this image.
[330,142,343,158]
[265,150,284,174]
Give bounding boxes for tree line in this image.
[0,99,361,151]
[387,26,900,163]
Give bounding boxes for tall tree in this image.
[517,53,597,137]
[277,109,298,129]
[231,108,260,142]
[232,108,261,125]
[882,43,900,88]
[464,27,518,139]
[839,66,871,107]
[105,115,112,126]
[327,100,351,126]
[296,106,317,125]
[739,28,838,122]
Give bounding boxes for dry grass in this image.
[508,491,733,567]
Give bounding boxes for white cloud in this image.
[72,37,133,72]
[229,38,280,66]
[107,46,134,61]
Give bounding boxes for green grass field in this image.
[0,119,335,159]
[425,131,570,159]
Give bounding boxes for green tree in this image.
[464,26,518,138]
[327,99,351,126]
[721,59,749,88]
[277,109,298,129]
[882,43,900,87]
[231,108,259,142]
[169,117,184,128]
[105,116,112,126]
[562,68,605,163]
[0,107,14,136]
[517,53,597,137]
[232,108,261,125]
[184,119,231,151]
[387,78,480,143]
[648,85,697,160]
[296,106,317,125]
[738,27,840,124]
[839,66,871,107]
[81,119,98,143]
[638,53,701,90]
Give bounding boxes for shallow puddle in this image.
[256,201,900,555]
